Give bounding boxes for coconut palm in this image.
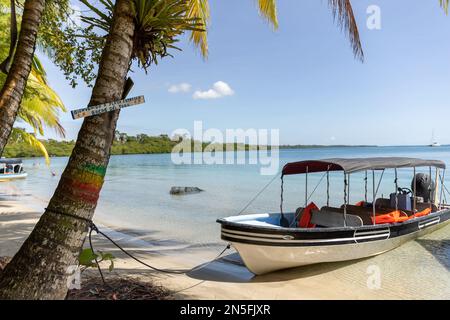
[0,0,46,156]
[0,0,362,299]
[0,10,66,164]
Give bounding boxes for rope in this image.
[88,226,107,286]
[237,172,280,215]
[45,208,231,294]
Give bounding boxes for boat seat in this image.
[341,204,397,224]
[311,208,363,227]
[375,198,391,209]
[416,202,438,212]
[375,198,438,213]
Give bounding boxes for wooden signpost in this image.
[71,95,145,120]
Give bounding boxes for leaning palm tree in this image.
[0,10,66,164]
[0,0,46,156]
[0,0,362,299]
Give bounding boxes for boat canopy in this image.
[0,158,22,165]
[282,157,446,175]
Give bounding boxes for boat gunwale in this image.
[216,208,450,234]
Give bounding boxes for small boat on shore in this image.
[217,157,450,275]
[0,159,27,181]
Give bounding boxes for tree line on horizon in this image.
[0,0,447,300]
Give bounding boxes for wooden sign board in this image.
[71,95,145,119]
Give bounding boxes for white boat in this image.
[0,159,27,181]
[217,157,450,275]
[429,130,441,147]
[430,142,441,147]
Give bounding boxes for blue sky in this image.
[34,0,450,145]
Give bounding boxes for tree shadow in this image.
[186,252,373,283]
[415,239,450,271]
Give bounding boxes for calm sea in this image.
[2,145,449,298]
[3,146,450,247]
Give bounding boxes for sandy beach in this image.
[1,192,449,300]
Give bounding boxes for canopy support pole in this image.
[439,169,445,209]
[394,168,398,211]
[434,168,440,206]
[305,166,308,207]
[413,167,417,212]
[343,173,347,227]
[279,175,289,227]
[326,166,330,207]
[364,171,368,203]
[429,166,432,209]
[372,170,376,225]
[347,174,351,205]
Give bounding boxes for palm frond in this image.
[440,0,449,14]
[187,0,210,57]
[257,0,278,29]
[131,0,205,69]
[328,0,364,61]
[20,57,66,138]
[11,128,50,165]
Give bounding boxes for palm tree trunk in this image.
[0,0,135,299]
[0,0,45,156]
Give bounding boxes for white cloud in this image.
[168,83,192,93]
[193,81,235,100]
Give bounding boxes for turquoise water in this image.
[4,146,450,246]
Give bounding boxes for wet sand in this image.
[1,197,449,299]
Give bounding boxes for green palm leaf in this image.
[440,0,449,13]
[11,128,50,165]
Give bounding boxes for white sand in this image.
[1,198,449,299]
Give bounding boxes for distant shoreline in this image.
[4,132,381,160]
[5,131,446,160]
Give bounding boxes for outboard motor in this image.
[411,173,435,202]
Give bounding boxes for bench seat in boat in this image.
[310,208,363,227]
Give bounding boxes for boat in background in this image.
[430,142,441,147]
[217,157,450,275]
[0,159,27,181]
[429,130,441,147]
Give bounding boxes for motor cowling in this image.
[411,173,434,202]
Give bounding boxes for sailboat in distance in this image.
[430,129,441,147]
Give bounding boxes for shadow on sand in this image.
[186,252,373,283]
[415,239,450,271]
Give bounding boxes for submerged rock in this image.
[170,186,204,195]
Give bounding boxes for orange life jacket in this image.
[298,202,318,228]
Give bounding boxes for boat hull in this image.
[218,209,450,275]
[0,172,28,181]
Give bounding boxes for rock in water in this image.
[170,187,204,195]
